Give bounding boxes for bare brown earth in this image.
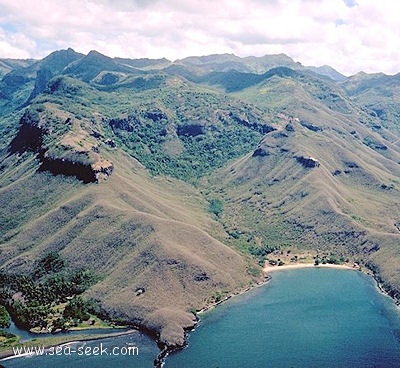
[2,50,400,354]
[205,89,400,301]
[0,150,257,348]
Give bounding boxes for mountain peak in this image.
[1,47,400,357]
[62,49,129,82]
[40,48,84,71]
[305,64,347,81]
[87,49,108,58]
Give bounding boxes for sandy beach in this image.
[263,262,357,273]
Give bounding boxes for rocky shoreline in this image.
[153,261,400,367]
[153,277,271,368]
[3,263,398,368]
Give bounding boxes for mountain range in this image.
[0,49,399,355]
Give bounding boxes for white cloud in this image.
[0,27,37,59]
[0,0,399,75]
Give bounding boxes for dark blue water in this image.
[166,268,400,368]
[3,268,400,368]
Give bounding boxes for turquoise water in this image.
[3,268,400,368]
[166,268,400,368]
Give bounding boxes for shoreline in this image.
[157,260,399,368]
[0,329,138,361]
[155,277,271,367]
[263,262,359,273]
[2,261,392,368]
[155,263,360,367]
[196,278,270,316]
[196,262,359,317]
[157,261,373,367]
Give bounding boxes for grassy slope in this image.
[0,148,255,347]
[1,50,400,348]
[204,71,400,295]
[0,62,269,346]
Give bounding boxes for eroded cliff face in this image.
[9,109,44,153]
[38,155,114,183]
[8,107,113,183]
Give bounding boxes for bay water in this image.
[3,268,400,367]
[166,268,400,368]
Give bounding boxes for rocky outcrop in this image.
[365,260,400,302]
[39,155,97,183]
[300,120,323,132]
[229,112,275,134]
[39,155,113,183]
[109,115,140,132]
[27,67,53,102]
[91,159,114,182]
[144,109,168,122]
[143,308,198,367]
[285,123,295,132]
[252,147,269,157]
[144,308,197,349]
[177,123,206,137]
[9,108,114,183]
[296,155,320,168]
[9,110,45,153]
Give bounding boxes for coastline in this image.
[158,260,400,368]
[196,278,271,316]
[263,262,358,273]
[2,261,390,368]
[156,263,400,368]
[155,262,361,367]
[263,262,396,301]
[155,277,271,368]
[0,329,138,361]
[196,262,359,317]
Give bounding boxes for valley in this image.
[0,49,399,360]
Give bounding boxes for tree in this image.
[63,296,90,321]
[0,305,10,328]
[34,251,65,278]
[208,199,223,217]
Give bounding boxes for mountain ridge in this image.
[0,48,399,361]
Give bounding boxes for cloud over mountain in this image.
[0,0,399,75]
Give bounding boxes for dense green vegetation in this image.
[248,245,277,265]
[0,305,10,328]
[0,252,100,332]
[0,60,269,182]
[1,49,400,347]
[0,328,18,349]
[33,251,66,278]
[107,88,265,180]
[208,199,223,217]
[63,295,91,322]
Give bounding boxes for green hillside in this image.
[0,49,400,355]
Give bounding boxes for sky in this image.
[0,0,399,76]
